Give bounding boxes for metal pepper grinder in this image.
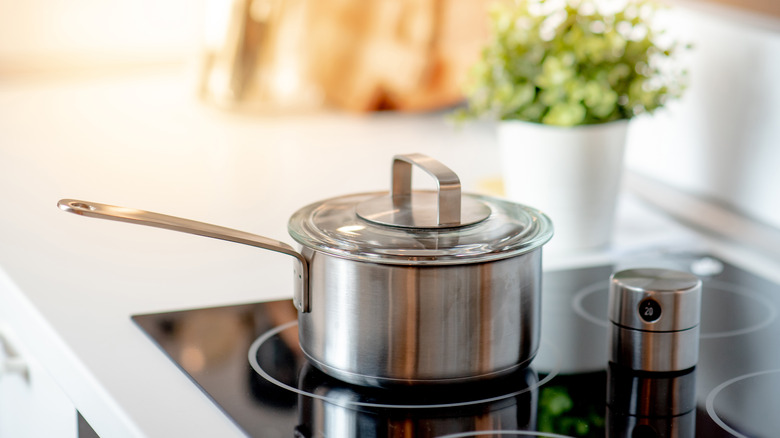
[608,268,702,372]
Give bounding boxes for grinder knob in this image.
[608,268,702,372]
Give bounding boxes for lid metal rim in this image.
[288,191,554,265]
[294,233,553,266]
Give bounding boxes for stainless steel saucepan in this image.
[59,153,553,387]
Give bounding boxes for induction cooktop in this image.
[132,252,780,437]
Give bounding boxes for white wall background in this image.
[625,5,780,230]
[0,0,206,74]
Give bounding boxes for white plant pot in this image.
[498,120,629,253]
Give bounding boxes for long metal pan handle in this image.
[391,153,461,226]
[57,199,310,313]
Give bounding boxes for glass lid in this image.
[287,154,553,265]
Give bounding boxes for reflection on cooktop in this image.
[295,361,540,438]
[132,253,780,437]
[248,321,555,410]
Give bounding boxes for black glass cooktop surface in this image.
[132,252,780,437]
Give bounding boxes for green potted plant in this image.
[457,0,687,252]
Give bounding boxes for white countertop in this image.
[1,66,779,437]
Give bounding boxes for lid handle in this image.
[392,154,461,226]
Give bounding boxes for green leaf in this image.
[543,102,587,126]
[457,0,689,125]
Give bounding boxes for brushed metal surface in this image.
[356,153,490,228]
[608,269,701,332]
[356,192,491,230]
[608,268,702,372]
[298,248,542,386]
[391,153,461,226]
[609,325,700,372]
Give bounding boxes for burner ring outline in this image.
[571,279,777,339]
[248,321,561,410]
[705,368,780,438]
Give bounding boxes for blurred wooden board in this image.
[302,0,490,112]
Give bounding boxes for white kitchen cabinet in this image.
[0,324,77,438]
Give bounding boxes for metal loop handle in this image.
[391,154,462,226]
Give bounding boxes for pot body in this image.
[297,247,542,387]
